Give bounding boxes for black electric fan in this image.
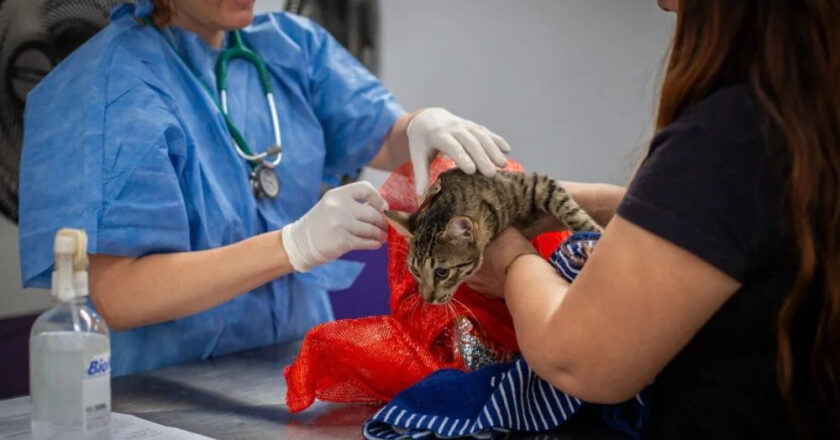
[285,0,380,76]
[0,0,112,223]
[0,0,380,223]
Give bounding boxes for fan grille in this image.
[0,0,112,222]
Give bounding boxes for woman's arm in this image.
[367,113,415,171]
[481,217,740,403]
[89,180,389,331]
[558,181,626,226]
[89,230,293,331]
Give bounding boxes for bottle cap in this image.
[73,271,89,298]
[54,233,77,255]
[51,229,89,302]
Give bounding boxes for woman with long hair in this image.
[470,0,839,437]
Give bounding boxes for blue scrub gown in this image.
[18,3,404,376]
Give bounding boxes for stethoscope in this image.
[144,17,282,199]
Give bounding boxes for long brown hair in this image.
[656,0,840,435]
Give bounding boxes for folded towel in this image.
[362,232,647,440]
[364,356,584,440]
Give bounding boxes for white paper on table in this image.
[0,396,215,440]
[108,413,215,440]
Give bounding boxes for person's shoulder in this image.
[675,83,764,146]
[29,14,151,101]
[250,10,324,35]
[28,12,169,113]
[650,84,767,162]
[239,11,333,69]
[246,11,330,50]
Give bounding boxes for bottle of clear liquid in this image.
[30,229,110,440]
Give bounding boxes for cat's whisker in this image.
[451,297,480,324]
[406,295,419,323]
[411,297,423,324]
[419,300,435,327]
[412,295,430,325]
[445,302,458,323]
[389,245,410,254]
[392,252,411,261]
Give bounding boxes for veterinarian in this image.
[469,0,838,437]
[17,0,510,376]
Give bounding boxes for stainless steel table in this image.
[110,341,631,440]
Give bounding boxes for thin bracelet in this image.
[504,251,540,276]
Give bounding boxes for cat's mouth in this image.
[427,294,453,305]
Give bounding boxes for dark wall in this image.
[0,314,37,399]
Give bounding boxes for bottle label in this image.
[83,351,111,434]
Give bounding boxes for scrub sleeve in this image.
[284,13,405,182]
[19,57,190,288]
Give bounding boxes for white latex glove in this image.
[407,107,511,200]
[282,181,388,272]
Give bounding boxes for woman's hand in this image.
[282,181,389,272]
[466,228,537,299]
[407,108,511,200]
[368,108,511,201]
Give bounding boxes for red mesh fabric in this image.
[284,157,570,413]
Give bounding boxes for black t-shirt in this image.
[617,84,802,439]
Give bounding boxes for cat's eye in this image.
[434,267,449,279]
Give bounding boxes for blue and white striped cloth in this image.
[362,232,647,440]
[363,358,584,440]
[549,231,601,281]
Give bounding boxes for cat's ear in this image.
[444,216,474,242]
[417,180,443,211]
[384,210,414,238]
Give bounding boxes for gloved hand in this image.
[407,107,511,200]
[282,181,388,272]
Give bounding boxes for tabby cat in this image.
[385,169,602,305]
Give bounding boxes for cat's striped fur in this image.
[385,169,601,304]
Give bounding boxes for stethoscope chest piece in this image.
[252,166,280,199]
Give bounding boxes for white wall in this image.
[375,0,673,185]
[257,0,674,185]
[0,0,674,318]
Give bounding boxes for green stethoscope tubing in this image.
[143,17,282,170]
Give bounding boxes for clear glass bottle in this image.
[30,229,110,440]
